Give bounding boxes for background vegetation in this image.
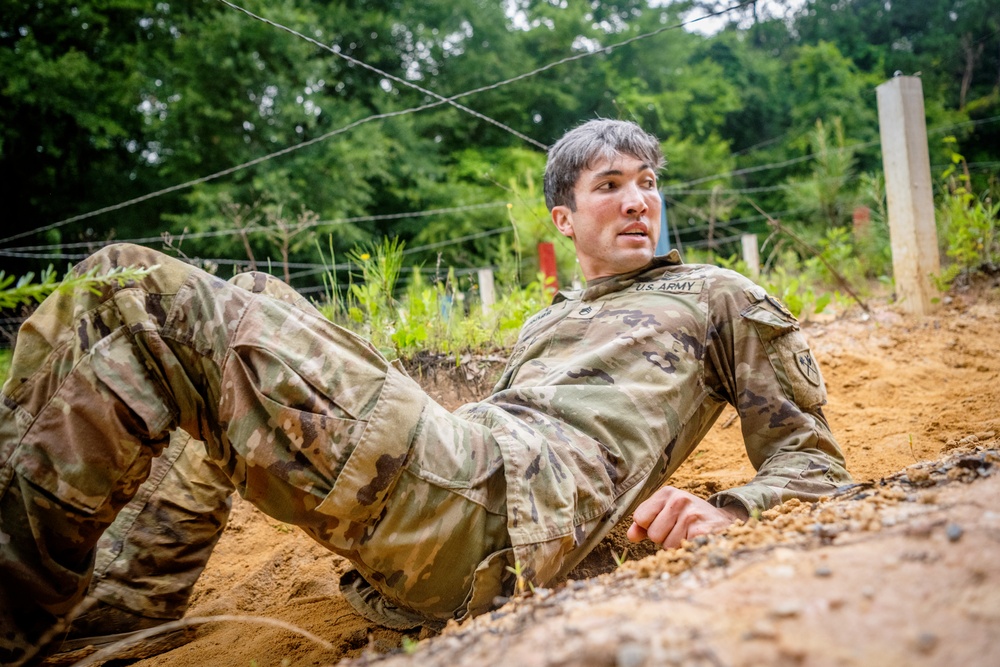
[1,0,998,354]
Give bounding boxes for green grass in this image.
[0,348,9,385]
[318,237,551,360]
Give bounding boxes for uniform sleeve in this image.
[702,274,852,514]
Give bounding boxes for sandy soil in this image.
[82,283,1000,667]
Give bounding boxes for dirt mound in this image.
[95,285,1000,667]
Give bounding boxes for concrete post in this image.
[741,233,760,278]
[876,75,940,315]
[477,268,495,315]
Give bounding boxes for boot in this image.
[38,601,194,666]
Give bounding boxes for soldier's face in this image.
[551,154,661,281]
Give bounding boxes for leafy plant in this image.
[0,265,157,386]
[852,171,894,279]
[783,117,858,229]
[936,137,1000,284]
[0,265,156,310]
[760,265,834,320]
[343,237,406,355]
[505,559,534,596]
[401,636,420,655]
[315,235,551,360]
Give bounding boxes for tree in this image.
[0,0,167,271]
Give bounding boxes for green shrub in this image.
[936,138,999,284]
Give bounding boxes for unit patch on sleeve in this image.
[630,279,704,295]
[794,348,822,387]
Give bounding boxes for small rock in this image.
[861,586,876,599]
[616,641,649,667]
[743,620,778,641]
[945,522,964,542]
[905,521,935,538]
[915,631,939,654]
[767,565,796,579]
[814,565,833,577]
[707,550,729,567]
[769,601,802,618]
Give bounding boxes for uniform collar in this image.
[552,250,684,304]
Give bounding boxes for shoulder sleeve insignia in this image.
[794,348,822,387]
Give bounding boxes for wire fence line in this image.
[8,126,996,257]
[663,114,1000,191]
[0,223,518,297]
[0,202,511,253]
[217,0,548,151]
[3,0,757,243]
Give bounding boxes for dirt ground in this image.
[86,283,1000,667]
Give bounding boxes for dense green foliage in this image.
[2,0,998,310]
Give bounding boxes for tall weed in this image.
[936,137,999,285]
[317,236,550,359]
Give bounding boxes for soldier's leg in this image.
[0,244,428,665]
[89,429,233,619]
[83,271,320,622]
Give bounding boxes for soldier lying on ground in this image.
[0,119,850,666]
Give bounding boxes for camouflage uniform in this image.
[89,429,232,620]
[87,266,327,621]
[473,251,849,585]
[0,243,849,665]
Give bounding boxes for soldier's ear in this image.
[551,206,574,238]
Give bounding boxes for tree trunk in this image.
[959,33,984,110]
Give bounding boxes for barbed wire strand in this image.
[2,202,509,253]
[0,225,515,275]
[1,0,757,245]
[663,114,1000,191]
[217,0,547,150]
[6,106,996,256]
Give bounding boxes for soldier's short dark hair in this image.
[544,119,665,212]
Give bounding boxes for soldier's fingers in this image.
[644,504,682,545]
[630,493,667,530]
[626,521,647,543]
[661,509,698,549]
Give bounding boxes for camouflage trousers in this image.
[88,267,314,620]
[89,429,232,620]
[0,244,510,666]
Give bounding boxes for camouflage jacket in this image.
[457,250,850,587]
